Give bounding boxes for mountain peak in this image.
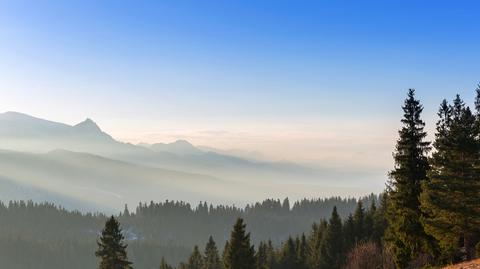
[74,118,102,132]
[0,111,40,120]
[150,139,203,155]
[173,139,193,146]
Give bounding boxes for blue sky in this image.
[1,1,480,173]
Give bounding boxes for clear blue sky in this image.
[1,1,480,173]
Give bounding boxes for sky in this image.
[1,1,480,175]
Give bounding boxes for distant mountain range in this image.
[0,111,380,211]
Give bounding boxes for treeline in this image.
[0,196,377,268]
[160,200,387,269]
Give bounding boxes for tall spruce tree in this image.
[308,220,328,269]
[278,237,298,269]
[364,201,376,241]
[343,214,356,251]
[319,206,344,269]
[95,216,133,269]
[421,95,480,260]
[224,218,256,269]
[386,89,432,268]
[353,201,365,243]
[203,236,222,269]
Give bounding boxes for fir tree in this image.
[421,95,480,260]
[372,194,387,244]
[203,236,222,269]
[296,234,308,269]
[386,89,432,268]
[364,202,375,241]
[343,214,356,251]
[319,206,344,269]
[308,220,328,269]
[353,201,365,243]
[278,237,298,269]
[95,216,133,269]
[224,218,256,269]
[265,240,277,269]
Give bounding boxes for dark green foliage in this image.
[296,234,308,269]
[95,216,133,269]
[278,237,299,269]
[203,237,221,269]
[421,95,480,260]
[353,202,365,243]
[343,214,356,251]
[256,241,269,269]
[319,206,344,269]
[386,89,432,268]
[223,218,256,269]
[372,194,387,244]
[187,245,204,269]
[307,219,328,269]
[0,196,377,269]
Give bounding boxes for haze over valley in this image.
[0,111,381,212]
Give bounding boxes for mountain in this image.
[198,146,267,161]
[0,112,111,139]
[0,111,128,153]
[147,140,204,155]
[0,112,384,210]
[0,112,323,183]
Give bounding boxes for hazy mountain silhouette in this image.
[0,111,322,181]
[145,140,204,155]
[0,112,382,210]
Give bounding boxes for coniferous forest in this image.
[4,87,480,269]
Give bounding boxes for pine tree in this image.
[222,241,229,265]
[319,206,344,269]
[308,220,328,269]
[421,95,480,260]
[187,245,204,269]
[353,201,365,242]
[256,241,269,269]
[343,214,356,251]
[278,237,298,269]
[203,236,222,269]
[364,201,376,240]
[296,234,308,269]
[372,194,387,244]
[386,89,432,268]
[265,240,277,269]
[224,218,256,269]
[95,216,133,269]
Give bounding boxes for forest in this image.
[0,196,377,268]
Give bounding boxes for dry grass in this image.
[443,259,480,269]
